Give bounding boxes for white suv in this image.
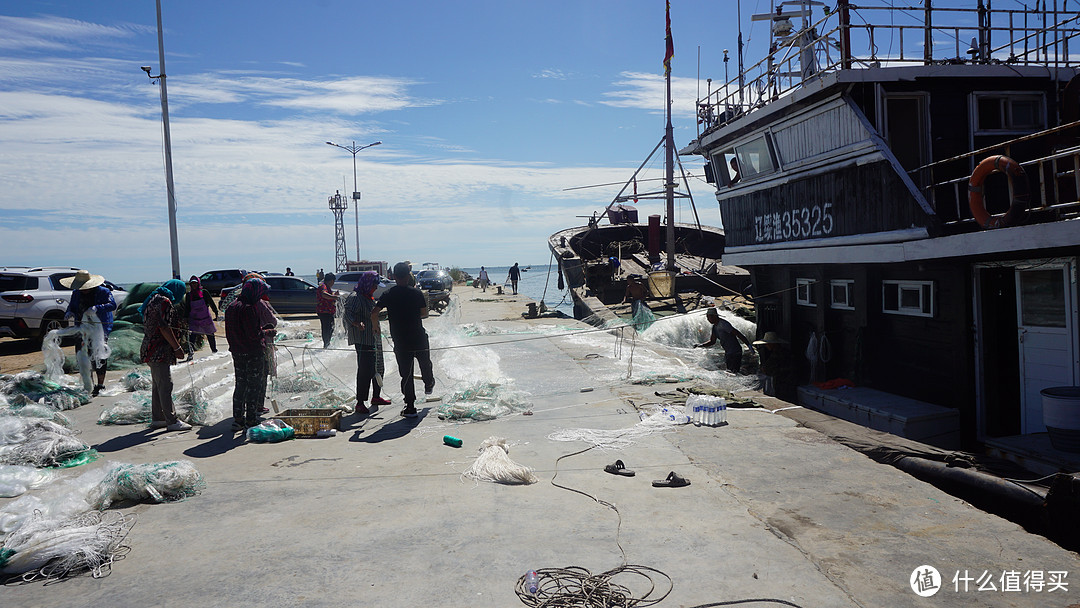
[0,267,129,342]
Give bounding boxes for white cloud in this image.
[600,71,702,119]
[0,15,149,52]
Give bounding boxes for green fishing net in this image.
[436,382,532,421]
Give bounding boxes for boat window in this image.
[796,278,816,307]
[712,149,741,186]
[734,136,777,179]
[1019,269,1066,328]
[829,280,855,310]
[882,280,934,317]
[973,93,1045,133]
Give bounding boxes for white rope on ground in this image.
[461,437,538,485]
[547,404,691,451]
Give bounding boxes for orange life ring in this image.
[967,155,1029,228]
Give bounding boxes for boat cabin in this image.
[684,2,1080,466]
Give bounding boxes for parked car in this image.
[220,276,319,314]
[416,269,453,292]
[334,272,393,300]
[196,269,249,296]
[0,266,128,341]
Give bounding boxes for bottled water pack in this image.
[685,394,727,427]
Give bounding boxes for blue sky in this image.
[0,1,765,283]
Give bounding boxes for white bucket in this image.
[1041,386,1080,453]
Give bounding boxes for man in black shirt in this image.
[372,262,435,418]
[506,262,521,295]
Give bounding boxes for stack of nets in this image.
[0,372,88,412]
[97,395,151,425]
[0,511,135,580]
[87,461,205,509]
[436,381,532,421]
[0,418,94,468]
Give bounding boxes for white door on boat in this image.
[1015,262,1078,434]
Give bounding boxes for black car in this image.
[220,276,319,314]
[197,269,249,295]
[416,269,452,292]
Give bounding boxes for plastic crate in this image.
[272,409,341,438]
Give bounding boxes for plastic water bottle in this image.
[525,570,539,595]
[719,398,727,425]
[703,403,713,426]
[692,402,702,425]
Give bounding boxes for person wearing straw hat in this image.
[61,270,117,397]
[695,308,754,374]
[753,331,796,401]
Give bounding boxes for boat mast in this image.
[664,1,676,271]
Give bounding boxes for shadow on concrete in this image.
[93,428,159,453]
[182,420,245,458]
[350,410,425,443]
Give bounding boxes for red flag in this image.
[664,1,673,75]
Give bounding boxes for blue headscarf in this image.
[138,279,187,319]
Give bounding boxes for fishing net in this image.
[629,372,696,385]
[86,461,205,509]
[101,326,147,370]
[0,372,89,411]
[0,418,93,468]
[0,401,73,427]
[436,381,532,421]
[97,387,221,426]
[0,464,56,498]
[547,404,690,451]
[0,510,135,580]
[273,370,326,393]
[120,370,152,391]
[461,437,537,485]
[304,389,356,414]
[97,395,151,425]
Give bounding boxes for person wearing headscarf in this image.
[342,271,390,417]
[61,270,116,397]
[139,279,192,431]
[225,278,275,431]
[316,272,340,348]
[182,275,219,357]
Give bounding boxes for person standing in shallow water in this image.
[316,273,340,348]
[506,262,521,295]
[372,262,434,419]
[138,279,191,431]
[343,271,391,417]
[225,278,275,431]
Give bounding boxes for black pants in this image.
[724,347,742,374]
[394,336,434,406]
[318,313,335,347]
[232,352,268,425]
[355,343,383,402]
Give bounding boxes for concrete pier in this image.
[1,290,1076,607]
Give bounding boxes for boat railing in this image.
[697,3,1080,135]
[915,122,1080,226]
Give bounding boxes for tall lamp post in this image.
[325,140,381,265]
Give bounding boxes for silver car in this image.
[0,266,128,341]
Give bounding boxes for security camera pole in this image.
[143,0,181,279]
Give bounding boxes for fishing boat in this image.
[683,1,1080,462]
[549,6,749,325]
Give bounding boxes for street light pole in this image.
[325,140,381,266]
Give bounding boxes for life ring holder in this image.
[967,155,1029,228]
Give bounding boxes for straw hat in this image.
[59,269,105,290]
[753,331,788,346]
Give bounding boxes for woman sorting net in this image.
[182,275,219,357]
[342,271,391,417]
[225,278,276,432]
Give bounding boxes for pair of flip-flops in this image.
[603,461,690,488]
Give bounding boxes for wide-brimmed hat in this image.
[753,331,788,346]
[59,269,105,290]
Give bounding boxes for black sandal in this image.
[652,471,690,488]
[604,459,636,476]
